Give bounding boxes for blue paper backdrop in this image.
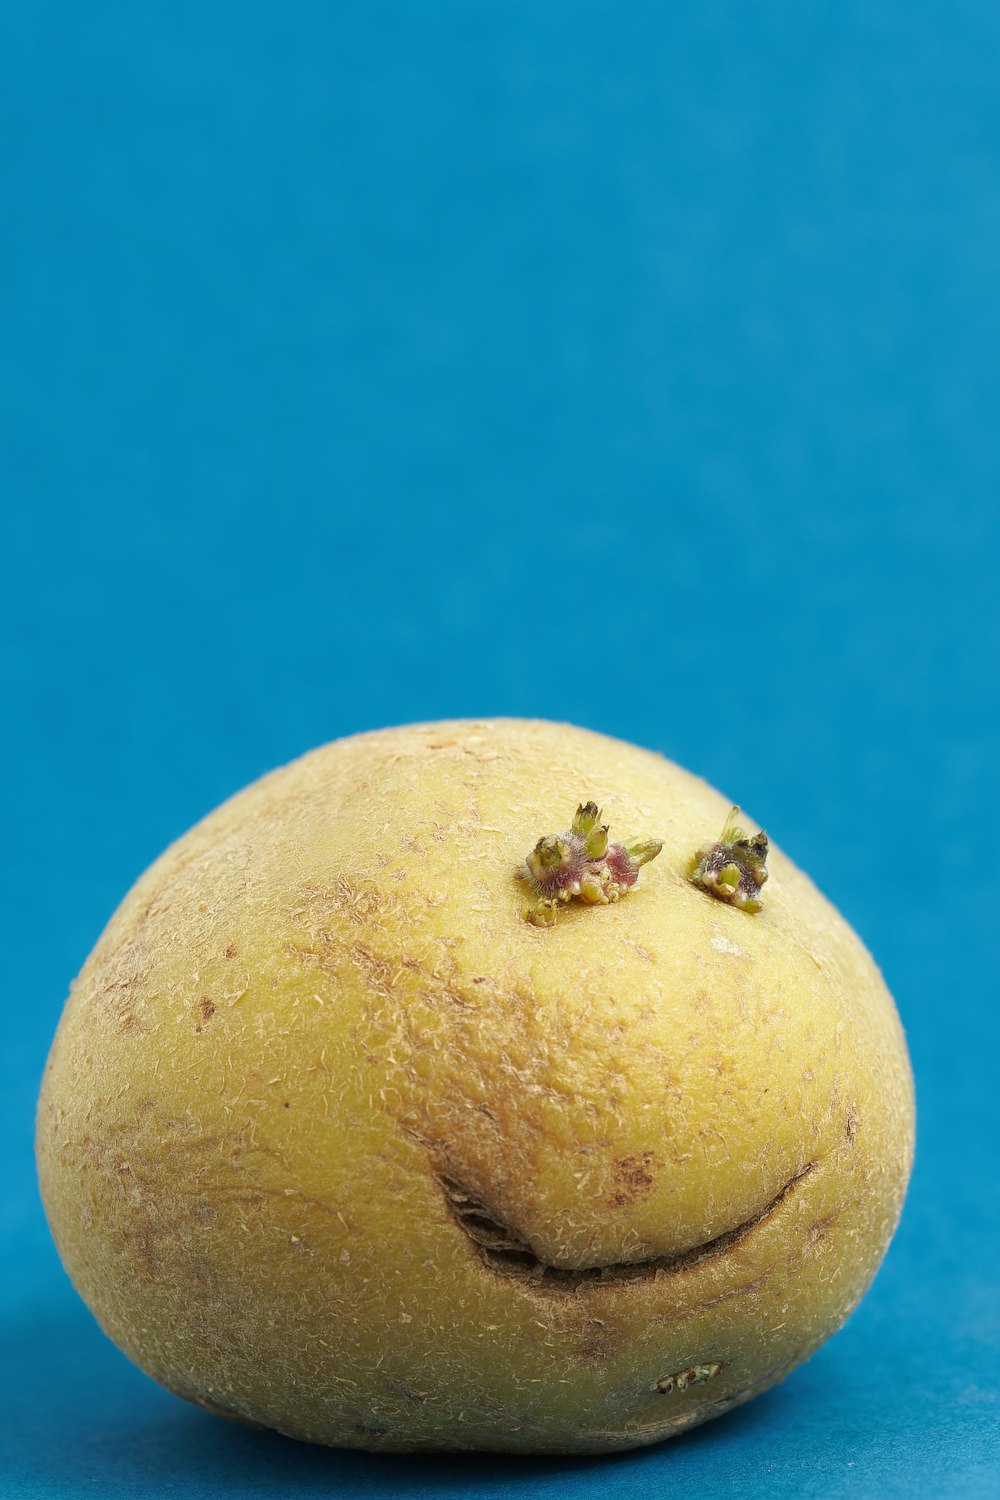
[2,3,998,1496]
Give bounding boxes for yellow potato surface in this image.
[36,719,914,1453]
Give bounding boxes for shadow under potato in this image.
[0,1302,798,1499]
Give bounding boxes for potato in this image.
[36,719,914,1454]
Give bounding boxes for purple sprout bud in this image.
[518,803,662,925]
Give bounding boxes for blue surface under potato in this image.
[2,1,998,1495]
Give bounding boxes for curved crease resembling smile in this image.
[439,1162,817,1288]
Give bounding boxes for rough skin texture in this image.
[36,720,915,1454]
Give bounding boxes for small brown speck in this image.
[225,944,238,960]
[611,1151,660,1208]
[805,1214,840,1250]
[193,995,216,1032]
[576,1340,616,1367]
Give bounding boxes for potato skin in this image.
[36,719,914,1453]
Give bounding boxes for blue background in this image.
[2,3,998,1496]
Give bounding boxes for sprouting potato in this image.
[36,719,914,1453]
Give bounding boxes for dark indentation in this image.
[437,1176,536,1255]
[655,1360,721,1394]
[354,1423,387,1436]
[439,1165,816,1289]
[225,944,238,959]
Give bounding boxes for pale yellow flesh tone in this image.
[36,720,914,1453]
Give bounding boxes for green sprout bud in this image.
[689,807,769,913]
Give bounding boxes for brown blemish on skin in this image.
[224,943,238,959]
[610,1152,660,1207]
[575,1317,616,1365]
[577,1338,617,1367]
[571,1313,619,1367]
[805,1207,847,1250]
[193,996,215,1033]
[845,1112,859,1145]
